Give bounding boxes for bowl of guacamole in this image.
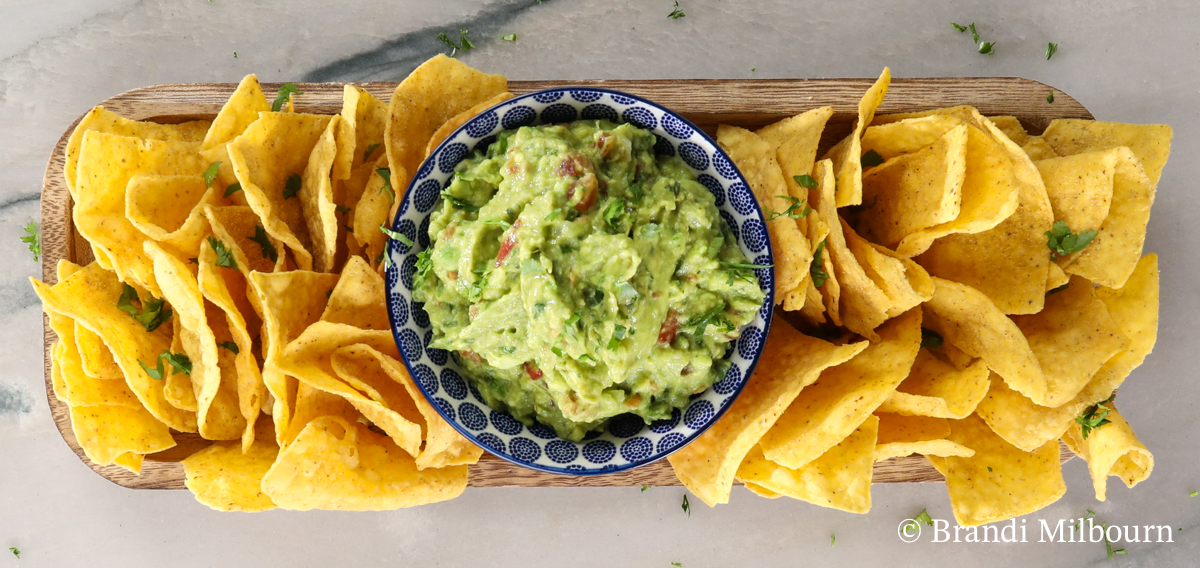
[386,88,774,474]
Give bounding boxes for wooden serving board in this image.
[41,77,1090,490]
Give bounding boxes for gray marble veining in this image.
[2,1,1198,566]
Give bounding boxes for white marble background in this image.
[2,1,1198,566]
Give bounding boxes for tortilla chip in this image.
[1022,136,1059,161]
[74,321,123,379]
[737,415,877,514]
[65,106,208,200]
[856,123,967,250]
[31,264,197,432]
[68,403,176,467]
[1035,150,1118,236]
[321,256,389,330]
[74,131,208,295]
[352,153,396,266]
[113,452,144,475]
[824,68,890,207]
[1041,119,1173,186]
[718,125,812,303]
[759,308,921,469]
[334,85,389,182]
[1011,275,1129,407]
[810,161,843,325]
[878,348,990,419]
[385,54,508,186]
[284,382,361,448]
[1046,263,1069,291]
[126,174,219,257]
[298,115,342,273]
[873,412,974,461]
[425,92,516,158]
[182,419,279,512]
[755,106,834,197]
[145,241,244,440]
[249,270,340,446]
[976,254,1158,451]
[939,414,1066,527]
[52,339,140,408]
[987,116,1029,146]
[203,205,287,279]
[1060,147,1155,288]
[843,219,933,318]
[227,112,332,271]
[199,75,272,188]
[261,415,468,511]
[1062,405,1153,501]
[667,321,868,506]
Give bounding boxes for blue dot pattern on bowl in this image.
[440,369,468,400]
[753,254,773,293]
[385,87,774,475]
[541,103,577,124]
[581,103,618,121]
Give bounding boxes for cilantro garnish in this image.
[440,190,480,212]
[248,225,278,263]
[566,312,581,326]
[978,41,996,55]
[1076,393,1116,439]
[335,205,351,215]
[603,198,626,228]
[920,328,943,349]
[363,143,381,161]
[380,225,414,247]
[1045,42,1059,60]
[282,173,302,199]
[681,494,691,516]
[668,1,685,19]
[607,324,627,350]
[672,563,682,567]
[793,174,817,189]
[831,534,835,547]
[271,83,302,112]
[1046,90,1055,104]
[202,162,221,187]
[720,260,772,286]
[218,341,239,355]
[223,181,243,197]
[551,346,564,357]
[376,167,395,202]
[951,22,968,33]
[207,236,238,270]
[861,149,885,168]
[414,248,434,282]
[914,508,934,526]
[501,33,517,41]
[9,547,18,559]
[138,351,190,380]
[969,23,980,43]
[117,284,172,332]
[21,221,40,262]
[766,195,811,220]
[438,29,474,57]
[690,302,734,338]
[375,248,392,270]
[810,239,830,287]
[1045,220,1097,260]
[1191,491,1198,497]
[641,485,649,492]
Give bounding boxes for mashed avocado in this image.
[413,120,766,441]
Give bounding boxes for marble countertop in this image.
[2,1,1198,566]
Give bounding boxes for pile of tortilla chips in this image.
[34,54,511,511]
[671,68,1169,526]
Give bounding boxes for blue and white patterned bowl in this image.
[383,87,774,475]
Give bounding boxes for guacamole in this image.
[412,120,766,441]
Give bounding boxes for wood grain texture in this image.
[40,77,1089,491]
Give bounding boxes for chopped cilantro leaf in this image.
[139,356,165,380]
[672,563,682,567]
[223,181,243,197]
[414,248,433,282]
[501,33,517,41]
[207,236,238,270]
[766,194,811,220]
[8,547,18,559]
[1046,90,1055,104]
[831,534,835,546]
[377,167,395,202]
[21,221,40,262]
[920,328,943,349]
[641,485,649,492]
[915,508,934,526]
[551,346,564,357]
[380,225,414,246]
[271,83,302,112]
[951,22,968,33]
[668,0,685,19]
[282,173,302,199]
[458,29,475,50]
[566,312,581,326]
[793,174,817,189]
[218,341,240,354]
[335,204,351,215]
[438,30,475,57]
[1191,491,1197,497]
[689,302,734,338]
[441,190,481,212]
[117,283,173,332]
[1045,42,1059,60]
[344,224,354,233]
[203,162,221,187]
[375,248,392,270]
[1045,220,1097,260]
[1076,393,1116,439]
[682,494,691,516]
[861,149,885,168]
[363,143,381,161]
[162,351,192,376]
[603,198,626,228]
[608,324,627,350]
[810,239,830,287]
[248,225,279,263]
[969,23,979,43]
[978,41,996,55]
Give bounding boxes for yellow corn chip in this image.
[873,412,973,461]
[261,415,468,511]
[74,131,208,295]
[52,338,140,407]
[68,402,176,467]
[737,415,878,513]
[843,219,933,318]
[922,277,1046,404]
[810,161,843,326]
[352,153,395,266]
[878,349,990,420]
[939,414,1065,527]
[227,112,332,270]
[976,254,1158,451]
[74,321,123,379]
[322,256,389,330]
[825,68,890,207]
[31,264,197,432]
[1035,150,1118,236]
[299,115,342,273]
[759,308,921,469]
[987,116,1029,146]
[1011,276,1129,407]
[249,270,340,446]
[199,75,272,188]
[1022,136,1059,161]
[755,106,834,199]
[334,85,389,182]
[165,317,199,413]
[385,54,508,187]
[65,106,208,200]
[1041,119,1173,186]
[183,419,279,512]
[667,321,867,506]
[425,92,515,158]
[1062,405,1153,501]
[126,174,220,257]
[1046,263,1069,291]
[284,382,361,448]
[203,205,286,279]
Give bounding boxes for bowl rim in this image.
[385,86,775,476]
